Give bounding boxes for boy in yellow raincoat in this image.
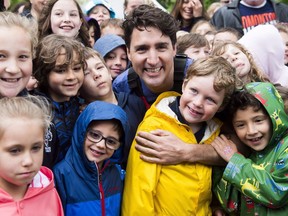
[122,56,236,215]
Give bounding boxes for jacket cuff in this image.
[223,153,245,180]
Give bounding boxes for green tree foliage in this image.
[10,0,25,10]
[157,0,175,11]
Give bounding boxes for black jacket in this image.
[115,92,146,169]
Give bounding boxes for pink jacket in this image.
[0,166,64,216]
[238,24,288,87]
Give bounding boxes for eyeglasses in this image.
[86,130,121,150]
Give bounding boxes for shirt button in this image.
[19,202,24,209]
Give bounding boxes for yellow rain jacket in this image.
[122,92,222,215]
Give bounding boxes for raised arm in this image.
[135,129,226,166]
[212,135,288,208]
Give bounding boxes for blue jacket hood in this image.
[94,34,126,58]
[66,101,128,179]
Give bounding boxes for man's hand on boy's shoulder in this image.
[135,130,189,165]
[135,129,225,166]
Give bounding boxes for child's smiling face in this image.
[180,74,225,130]
[50,0,82,38]
[0,26,32,98]
[48,49,84,102]
[233,106,272,151]
[84,121,121,167]
[104,47,128,79]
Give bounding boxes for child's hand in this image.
[211,134,238,162]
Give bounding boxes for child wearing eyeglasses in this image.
[53,101,129,216]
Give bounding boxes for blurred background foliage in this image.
[9,0,288,13]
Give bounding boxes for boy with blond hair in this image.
[122,56,236,215]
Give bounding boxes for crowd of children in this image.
[1,0,288,215]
